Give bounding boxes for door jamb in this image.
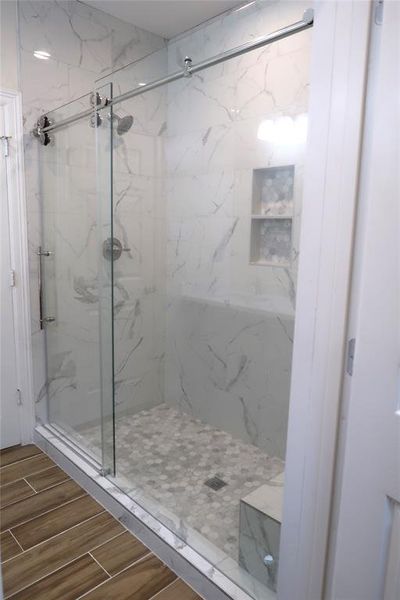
[278,2,372,599]
[1,87,35,445]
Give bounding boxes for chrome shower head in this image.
[116,114,134,136]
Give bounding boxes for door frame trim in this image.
[1,87,35,445]
[278,2,372,599]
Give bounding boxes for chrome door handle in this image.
[37,246,55,329]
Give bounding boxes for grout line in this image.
[0,476,73,510]
[0,464,57,487]
[87,530,126,553]
[88,551,112,578]
[148,578,179,599]
[24,465,69,493]
[2,510,132,567]
[0,491,35,511]
[81,529,134,555]
[23,477,37,494]
[24,475,71,495]
[2,552,98,599]
[7,529,24,553]
[0,450,43,470]
[5,491,89,539]
[75,551,154,600]
[0,452,48,474]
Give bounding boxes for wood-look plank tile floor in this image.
[0,444,203,600]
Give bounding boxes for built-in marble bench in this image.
[238,472,284,592]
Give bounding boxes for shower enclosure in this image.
[33,2,313,597]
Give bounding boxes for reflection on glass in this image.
[257,114,308,144]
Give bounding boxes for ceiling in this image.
[82,0,245,39]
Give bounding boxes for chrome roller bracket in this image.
[33,114,52,146]
[303,8,314,24]
[89,112,102,128]
[183,56,193,77]
[89,91,109,109]
[89,92,109,128]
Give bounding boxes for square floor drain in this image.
[204,476,227,491]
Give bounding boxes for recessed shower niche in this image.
[250,165,295,266]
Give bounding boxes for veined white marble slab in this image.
[242,473,285,524]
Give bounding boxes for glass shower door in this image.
[38,86,115,474]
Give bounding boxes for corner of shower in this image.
[32,3,313,599]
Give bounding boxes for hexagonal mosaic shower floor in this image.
[81,404,284,559]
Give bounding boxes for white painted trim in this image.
[1,87,35,444]
[278,2,372,599]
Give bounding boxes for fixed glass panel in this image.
[38,89,114,473]
[94,1,311,597]
[96,83,115,475]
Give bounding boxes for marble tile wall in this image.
[18,0,166,435]
[164,0,311,459]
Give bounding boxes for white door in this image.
[0,103,21,449]
[327,2,400,599]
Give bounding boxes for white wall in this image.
[0,0,19,91]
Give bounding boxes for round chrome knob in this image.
[263,554,274,568]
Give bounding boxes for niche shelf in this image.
[250,165,295,267]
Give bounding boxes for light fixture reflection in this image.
[257,114,308,144]
[33,50,51,60]
[235,1,256,13]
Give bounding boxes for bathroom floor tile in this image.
[81,554,177,600]
[0,445,43,468]
[0,454,55,486]
[12,494,103,549]
[0,479,85,531]
[0,480,35,509]
[0,444,201,600]
[2,511,123,596]
[7,554,108,600]
[25,465,70,492]
[154,579,203,599]
[0,531,22,562]
[91,530,150,576]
